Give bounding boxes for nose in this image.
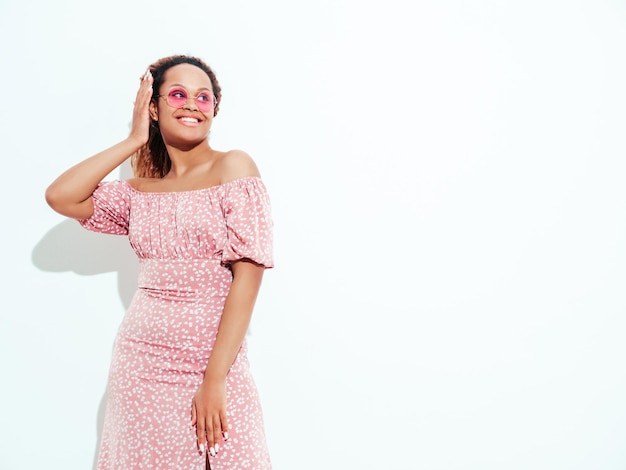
[183,96,199,111]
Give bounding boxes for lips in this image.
[176,115,202,127]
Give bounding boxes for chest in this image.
[127,192,227,259]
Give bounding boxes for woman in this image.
[46,54,274,469]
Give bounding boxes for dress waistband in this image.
[137,258,231,299]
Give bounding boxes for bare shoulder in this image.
[125,177,142,190]
[214,149,261,184]
[125,177,158,191]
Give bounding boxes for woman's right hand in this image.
[128,70,154,146]
[45,69,156,219]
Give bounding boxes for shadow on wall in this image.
[31,161,137,470]
[31,219,138,307]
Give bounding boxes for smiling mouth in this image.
[178,117,200,123]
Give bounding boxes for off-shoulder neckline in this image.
[122,175,263,195]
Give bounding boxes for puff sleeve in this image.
[221,177,274,268]
[78,180,131,235]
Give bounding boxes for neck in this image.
[165,141,216,178]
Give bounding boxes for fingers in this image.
[129,69,153,144]
[196,418,216,456]
[205,418,216,456]
[220,409,229,441]
[212,419,221,453]
[194,414,226,457]
[138,69,153,87]
[140,69,151,82]
[205,416,220,456]
[135,71,153,107]
[191,382,228,457]
[196,419,207,454]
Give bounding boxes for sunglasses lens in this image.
[195,93,214,113]
[164,89,215,113]
[166,90,187,108]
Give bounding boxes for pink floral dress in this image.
[79,176,273,469]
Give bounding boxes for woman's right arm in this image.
[45,71,153,220]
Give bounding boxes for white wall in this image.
[2,1,626,469]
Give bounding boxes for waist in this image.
[138,258,231,298]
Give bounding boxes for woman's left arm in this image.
[191,260,265,456]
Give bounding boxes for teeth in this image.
[179,117,199,123]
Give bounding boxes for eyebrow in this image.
[168,83,213,93]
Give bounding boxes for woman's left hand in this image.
[191,378,229,456]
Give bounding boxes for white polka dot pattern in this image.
[79,176,273,469]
